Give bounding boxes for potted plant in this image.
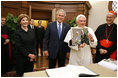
[5,13,18,66]
[6,13,17,44]
[67,17,77,27]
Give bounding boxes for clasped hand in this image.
[99,49,107,54]
[78,33,94,48]
[78,43,86,48]
[3,39,10,45]
[28,54,36,62]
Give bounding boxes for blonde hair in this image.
[17,14,29,24]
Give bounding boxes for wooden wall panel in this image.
[1,1,28,17]
[1,1,21,9]
[28,1,91,25]
[65,12,75,22]
[1,1,91,25]
[32,10,52,21]
[1,7,19,17]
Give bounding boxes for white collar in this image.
[57,21,62,26]
[76,26,87,29]
[30,24,34,26]
[57,21,62,31]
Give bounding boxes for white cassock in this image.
[64,26,97,66]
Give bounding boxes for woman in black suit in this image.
[15,14,36,76]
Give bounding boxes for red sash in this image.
[110,50,117,60]
[100,39,117,60]
[1,34,11,61]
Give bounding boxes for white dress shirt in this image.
[30,25,34,29]
[57,21,62,32]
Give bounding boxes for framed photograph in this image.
[71,27,89,46]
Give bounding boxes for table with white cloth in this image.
[23,64,117,77]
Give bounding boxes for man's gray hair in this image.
[76,14,86,21]
[56,9,66,16]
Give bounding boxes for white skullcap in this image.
[76,14,86,21]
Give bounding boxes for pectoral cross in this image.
[106,39,109,43]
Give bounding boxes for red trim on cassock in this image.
[1,34,11,61]
[100,39,117,60]
[110,50,117,60]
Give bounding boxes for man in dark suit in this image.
[36,20,45,56]
[28,19,37,55]
[28,19,37,31]
[44,9,70,69]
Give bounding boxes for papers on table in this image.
[46,64,99,77]
[46,66,75,77]
[98,59,117,71]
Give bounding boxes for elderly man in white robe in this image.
[64,14,97,66]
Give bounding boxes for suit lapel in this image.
[60,22,66,39]
[53,22,59,39]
